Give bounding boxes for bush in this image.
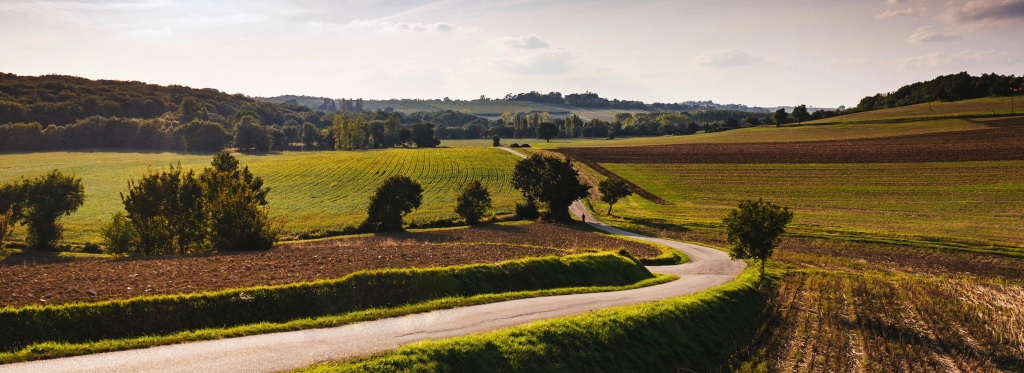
[0,170,85,251]
[0,207,12,250]
[361,175,423,232]
[509,143,520,148]
[515,199,540,220]
[454,180,492,225]
[103,152,279,255]
[492,136,501,147]
[520,143,531,148]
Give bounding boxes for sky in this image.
[1,0,1022,108]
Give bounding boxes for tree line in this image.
[855,72,1023,112]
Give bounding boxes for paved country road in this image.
[0,148,745,373]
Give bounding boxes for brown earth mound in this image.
[0,223,659,307]
[558,119,1024,164]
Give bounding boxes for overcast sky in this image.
[1,0,1022,107]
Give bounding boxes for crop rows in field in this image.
[601,160,1024,246]
[0,148,522,242]
[557,118,1024,164]
[752,272,1023,372]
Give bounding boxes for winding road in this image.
[0,148,744,373]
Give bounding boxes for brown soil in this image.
[0,223,660,307]
[557,119,1024,164]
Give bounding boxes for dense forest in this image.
[856,72,1023,112]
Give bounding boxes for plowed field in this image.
[0,223,660,307]
[558,119,1024,164]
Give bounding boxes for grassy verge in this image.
[0,253,655,358]
[0,273,675,364]
[299,265,768,373]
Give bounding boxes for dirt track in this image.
[0,223,659,307]
[557,119,1024,164]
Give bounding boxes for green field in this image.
[442,117,1000,149]
[600,161,1024,248]
[811,96,1022,124]
[0,148,521,243]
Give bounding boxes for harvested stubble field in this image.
[749,272,1024,372]
[0,147,521,242]
[557,118,1024,164]
[0,223,660,307]
[604,222,1024,371]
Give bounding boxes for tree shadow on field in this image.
[621,216,692,233]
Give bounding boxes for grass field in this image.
[0,148,522,243]
[599,161,1024,248]
[442,117,1006,150]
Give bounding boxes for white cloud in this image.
[940,0,1024,24]
[876,7,922,19]
[347,19,464,33]
[478,48,578,75]
[499,35,550,49]
[907,26,962,43]
[693,50,763,67]
[896,49,1019,69]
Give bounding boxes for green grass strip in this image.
[0,252,654,355]
[0,273,675,364]
[299,266,768,373]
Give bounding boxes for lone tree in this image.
[454,180,492,225]
[537,122,559,142]
[773,108,788,127]
[512,154,590,221]
[792,104,810,125]
[362,175,423,231]
[722,198,794,283]
[0,170,85,250]
[598,178,633,215]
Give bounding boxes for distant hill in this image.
[0,73,313,127]
[257,93,773,122]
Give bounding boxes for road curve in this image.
[0,148,744,373]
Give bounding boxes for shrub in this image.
[361,175,423,232]
[492,136,500,147]
[454,180,492,225]
[515,199,540,220]
[0,207,12,250]
[0,170,85,251]
[103,152,279,255]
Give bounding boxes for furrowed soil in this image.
[0,223,660,307]
[557,118,1024,164]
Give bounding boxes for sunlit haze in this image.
[2,0,1022,107]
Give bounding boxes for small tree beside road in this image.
[598,178,633,215]
[722,198,793,284]
[512,154,590,221]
